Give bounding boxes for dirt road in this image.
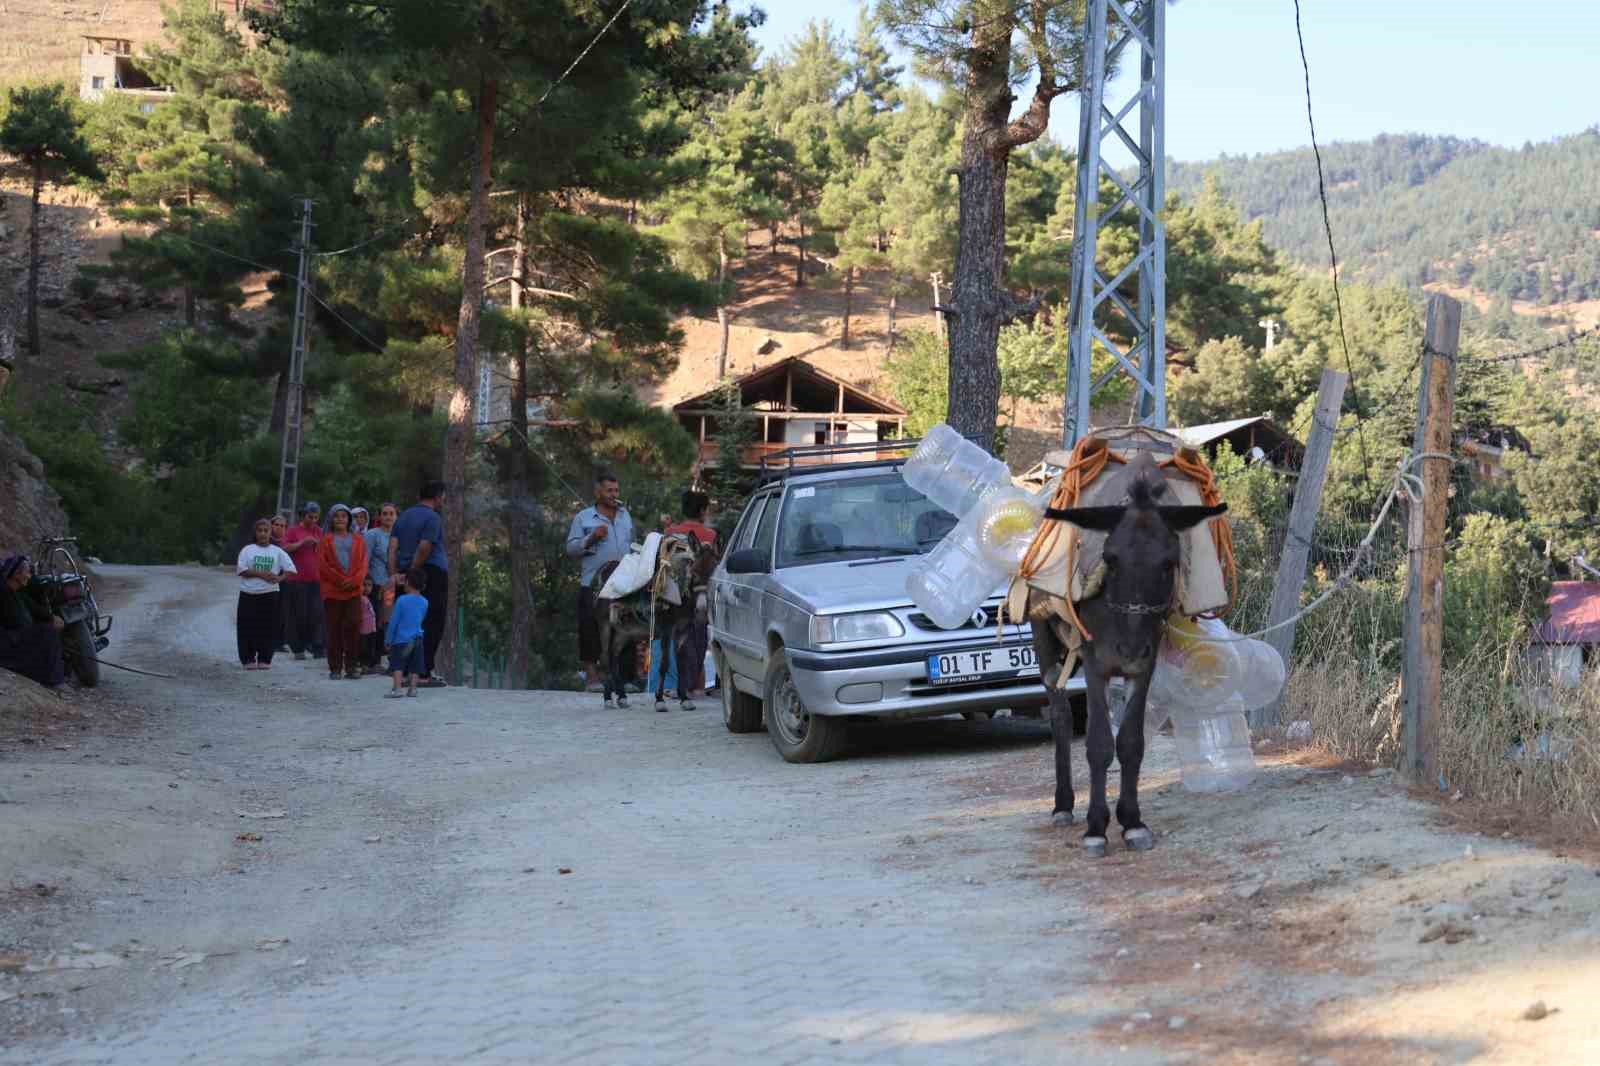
[2,566,1597,1064]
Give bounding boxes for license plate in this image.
[926,645,1039,685]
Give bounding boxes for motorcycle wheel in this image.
[63,619,100,687]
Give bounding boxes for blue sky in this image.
[749,0,1599,161]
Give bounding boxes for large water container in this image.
[905,524,1005,630]
[901,423,1013,518]
[1172,700,1257,792]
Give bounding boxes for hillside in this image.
[1168,131,1600,316]
[1,0,170,85]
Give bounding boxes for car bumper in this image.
[785,637,1084,720]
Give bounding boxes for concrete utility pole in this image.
[1257,367,1347,731]
[274,198,313,521]
[1259,317,1279,351]
[929,271,945,336]
[1063,0,1167,445]
[1401,292,1460,784]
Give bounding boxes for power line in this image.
[1292,0,1373,492]
[533,0,634,111]
[314,216,416,257]
[1453,321,1600,364]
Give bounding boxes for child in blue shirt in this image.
[385,568,429,698]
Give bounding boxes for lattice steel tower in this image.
[1063,0,1167,445]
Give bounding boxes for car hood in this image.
[772,558,1003,615]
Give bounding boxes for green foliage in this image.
[1168,131,1600,304]
[0,83,101,178]
[1445,514,1549,658]
[703,383,758,541]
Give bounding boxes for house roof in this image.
[1534,581,1600,645]
[1178,415,1305,469]
[671,355,906,417]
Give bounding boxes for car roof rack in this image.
[758,438,922,485]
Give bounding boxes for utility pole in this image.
[1257,367,1347,731]
[929,271,945,337]
[1259,317,1279,351]
[1063,0,1167,445]
[274,197,313,521]
[1401,292,1460,784]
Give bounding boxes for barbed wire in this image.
[1451,321,1600,365]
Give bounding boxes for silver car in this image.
[710,451,1086,763]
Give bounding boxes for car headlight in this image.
[810,611,905,646]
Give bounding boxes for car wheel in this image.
[63,619,100,687]
[718,648,764,734]
[961,710,993,722]
[763,651,845,763]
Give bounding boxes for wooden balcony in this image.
[697,441,910,470]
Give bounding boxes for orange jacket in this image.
[318,531,369,601]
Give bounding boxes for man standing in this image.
[566,471,633,691]
[389,481,449,687]
[281,501,324,660]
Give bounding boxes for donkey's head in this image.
[1047,469,1226,661]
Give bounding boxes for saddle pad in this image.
[1025,429,1229,618]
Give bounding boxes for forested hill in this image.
[1167,131,1600,307]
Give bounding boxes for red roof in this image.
[1534,581,1600,645]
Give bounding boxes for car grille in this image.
[906,607,1007,631]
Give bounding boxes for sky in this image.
[748,0,1600,161]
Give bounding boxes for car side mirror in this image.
[725,548,770,575]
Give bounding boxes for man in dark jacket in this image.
[0,555,64,687]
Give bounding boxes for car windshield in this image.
[776,473,957,568]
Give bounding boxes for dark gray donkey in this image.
[1026,464,1226,857]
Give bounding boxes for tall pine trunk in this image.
[716,233,730,378]
[886,287,897,353]
[182,184,196,326]
[841,266,854,349]
[443,75,498,679]
[506,193,532,687]
[794,219,806,288]
[26,163,43,355]
[948,122,1008,451]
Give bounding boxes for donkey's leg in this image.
[1030,620,1075,825]
[597,621,616,705]
[1081,656,1115,857]
[1116,674,1155,851]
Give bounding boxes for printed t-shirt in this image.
[236,544,296,595]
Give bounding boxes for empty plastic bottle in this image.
[901,423,1013,518]
[1171,699,1257,792]
[900,425,1046,629]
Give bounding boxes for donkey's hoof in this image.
[1051,810,1076,828]
[1082,835,1107,858]
[1123,826,1155,851]
[655,700,669,713]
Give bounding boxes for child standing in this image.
[317,503,369,681]
[359,575,379,672]
[385,568,429,698]
[237,517,296,670]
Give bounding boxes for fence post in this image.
[454,604,465,686]
[1256,367,1349,731]
[1401,293,1460,784]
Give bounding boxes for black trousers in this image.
[237,591,281,665]
[284,582,323,654]
[421,565,447,676]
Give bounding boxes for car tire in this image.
[63,619,100,688]
[961,710,993,722]
[718,648,764,734]
[763,651,845,763]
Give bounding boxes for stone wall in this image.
[0,423,70,555]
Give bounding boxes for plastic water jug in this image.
[1172,700,1257,792]
[901,423,1013,518]
[900,425,1046,629]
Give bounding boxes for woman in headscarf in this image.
[0,555,66,688]
[351,507,371,535]
[317,504,369,681]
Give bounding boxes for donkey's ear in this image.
[1157,502,1227,532]
[1043,505,1126,532]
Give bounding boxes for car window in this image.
[749,493,781,560]
[729,495,766,552]
[776,474,956,568]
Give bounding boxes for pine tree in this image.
[878,0,1096,448]
[0,84,102,354]
[847,7,903,110]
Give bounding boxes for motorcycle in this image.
[31,536,112,686]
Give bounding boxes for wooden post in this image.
[1401,293,1460,784]
[1256,367,1348,731]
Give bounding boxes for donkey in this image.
[594,535,717,712]
[1027,463,1226,857]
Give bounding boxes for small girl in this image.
[359,575,379,672]
[352,506,371,534]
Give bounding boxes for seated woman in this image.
[0,554,65,688]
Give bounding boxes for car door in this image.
[715,492,772,680]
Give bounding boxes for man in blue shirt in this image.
[388,480,449,686]
[566,471,634,690]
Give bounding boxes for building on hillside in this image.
[1457,424,1530,482]
[1176,416,1305,475]
[1529,581,1600,688]
[78,37,174,110]
[671,356,907,474]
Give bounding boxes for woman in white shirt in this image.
[237,517,297,670]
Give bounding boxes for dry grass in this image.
[0,1,170,88]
